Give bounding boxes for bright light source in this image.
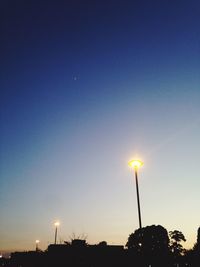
[128,159,143,169]
[54,221,60,227]
[36,240,40,244]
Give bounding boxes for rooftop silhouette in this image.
[1,226,199,267]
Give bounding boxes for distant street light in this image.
[54,221,60,244]
[128,159,143,229]
[35,240,40,251]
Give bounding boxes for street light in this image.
[54,221,60,244]
[128,159,143,229]
[35,240,40,251]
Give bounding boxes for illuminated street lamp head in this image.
[128,159,143,169]
[54,221,60,227]
[36,240,40,244]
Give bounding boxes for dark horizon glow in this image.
[1,0,200,253]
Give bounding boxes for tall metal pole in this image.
[135,168,142,229]
[36,242,38,251]
[54,226,58,244]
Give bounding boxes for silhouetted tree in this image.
[126,225,170,266]
[169,230,186,255]
[193,226,200,251]
[169,230,186,266]
[98,241,107,247]
[188,227,200,267]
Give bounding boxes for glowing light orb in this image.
[128,159,143,169]
[54,221,60,227]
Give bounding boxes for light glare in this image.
[54,221,60,227]
[128,159,143,169]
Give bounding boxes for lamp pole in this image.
[128,160,143,229]
[54,222,60,244]
[134,167,142,228]
[35,240,40,251]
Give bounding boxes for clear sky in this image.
[0,0,200,253]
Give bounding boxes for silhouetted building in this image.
[7,233,200,267]
[47,240,125,267]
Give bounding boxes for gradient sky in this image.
[1,0,200,253]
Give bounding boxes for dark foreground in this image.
[1,242,199,267]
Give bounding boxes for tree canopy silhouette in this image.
[126,225,169,251]
[195,226,200,251]
[126,225,170,265]
[169,230,186,256]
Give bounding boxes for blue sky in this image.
[0,0,200,252]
